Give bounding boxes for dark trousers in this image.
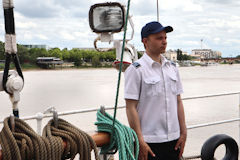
[147,139,180,160]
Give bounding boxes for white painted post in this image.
[36,112,44,135]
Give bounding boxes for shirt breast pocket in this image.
[143,76,162,96]
[169,74,178,95]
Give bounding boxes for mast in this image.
[157,0,159,22]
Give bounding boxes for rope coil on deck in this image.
[0,117,51,160]
[0,116,100,160]
[43,118,99,160]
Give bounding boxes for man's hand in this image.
[138,140,155,160]
[175,133,187,158]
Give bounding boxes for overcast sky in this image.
[0,0,239,57]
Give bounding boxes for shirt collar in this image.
[143,53,170,67]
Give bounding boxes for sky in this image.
[0,0,239,57]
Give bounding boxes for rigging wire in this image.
[157,0,159,22]
[112,0,131,136]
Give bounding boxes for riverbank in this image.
[0,62,115,71]
[1,62,239,72]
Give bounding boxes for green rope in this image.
[94,0,139,159]
[95,110,139,160]
[112,0,131,130]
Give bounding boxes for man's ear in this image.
[142,38,147,43]
[142,38,148,49]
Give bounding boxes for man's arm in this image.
[175,95,187,158]
[126,99,155,160]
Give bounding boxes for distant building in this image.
[192,49,222,59]
[191,54,202,62]
[36,57,63,69]
[213,51,222,58]
[22,44,49,50]
[164,50,177,61]
[182,51,189,55]
[74,48,96,50]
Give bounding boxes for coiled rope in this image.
[0,117,51,160]
[95,110,139,160]
[43,118,99,160]
[0,116,99,160]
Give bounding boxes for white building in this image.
[164,50,177,61]
[192,49,222,59]
[182,51,189,55]
[22,44,49,50]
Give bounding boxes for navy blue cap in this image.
[141,21,173,40]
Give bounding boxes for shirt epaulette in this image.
[132,62,141,68]
[171,61,176,67]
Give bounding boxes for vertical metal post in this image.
[156,0,159,22]
[36,112,44,135]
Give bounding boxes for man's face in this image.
[143,30,167,54]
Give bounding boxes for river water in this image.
[1,64,240,158]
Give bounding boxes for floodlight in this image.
[89,2,125,33]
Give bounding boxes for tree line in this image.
[0,41,116,67]
[176,49,192,61]
[2,41,237,68]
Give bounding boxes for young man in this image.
[124,21,187,160]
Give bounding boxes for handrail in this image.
[1,92,239,124]
[0,106,127,123]
[187,118,240,129]
[182,91,240,100]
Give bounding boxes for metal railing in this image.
[0,91,240,144]
[0,91,239,160]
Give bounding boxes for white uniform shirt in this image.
[124,53,183,143]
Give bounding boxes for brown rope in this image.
[43,118,100,160]
[0,117,51,160]
[0,117,100,160]
[42,120,64,160]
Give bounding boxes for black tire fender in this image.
[201,134,239,160]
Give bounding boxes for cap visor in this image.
[152,26,173,34]
[164,26,173,33]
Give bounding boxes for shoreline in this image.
[0,66,116,72]
[1,63,239,72]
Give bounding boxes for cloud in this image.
[15,0,61,18]
[0,0,239,56]
[196,0,240,6]
[60,31,75,41]
[36,34,48,40]
[16,21,37,29]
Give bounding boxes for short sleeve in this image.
[124,65,141,100]
[175,67,183,95]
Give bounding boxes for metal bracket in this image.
[100,106,106,116]
[44,107,58,128]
